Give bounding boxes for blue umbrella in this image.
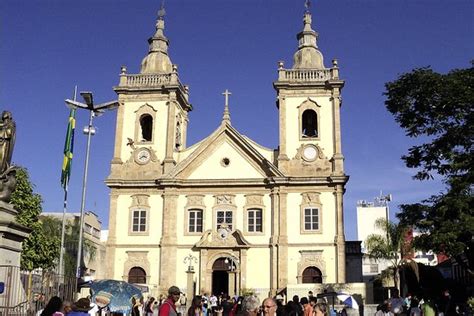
[336,293,359,309]
[90,279,143,313]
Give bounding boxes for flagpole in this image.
[58,86,77,292]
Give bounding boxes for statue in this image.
[0,111,17,203]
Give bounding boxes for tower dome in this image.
[292,12,325,69]
[140,10,173,74]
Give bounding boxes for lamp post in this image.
[183,254,198,272]
[64,92,119,286]
[183,254,198,301]
[224,255,240,295]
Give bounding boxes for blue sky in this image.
[1,0,473,240]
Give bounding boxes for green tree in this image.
[365,218,410,290]
[11,167,60,271]
[384,63,474,274]
[39,214,97,276]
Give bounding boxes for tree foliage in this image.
[11,167,60,271]
[365,218,410,290]
[384,62,474,272]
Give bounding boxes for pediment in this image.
[167,123,283,180]
[194,229,251,249]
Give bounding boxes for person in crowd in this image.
[292,296,303,316]
[159,286,182,316]
[240,295,260,316]
[67,298,93,316]
[144,297,155,316]
[62,301,73,315]
[420,297,436,316]
[262,298,277,316]
[408,298,420,316]
[188,296,203,316]
[210,294,218,315]
[308,292,314,300]
[389,289,404,315]
[39,296,63,316]
[131,297,141,316]
[274,295,285,316]
[313,303,324,316]
[179,294,188,316]
[300,297,312,316]
[375,301,394,316]
[222,296,234,316]
[285,301,298,316]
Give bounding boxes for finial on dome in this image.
[140,0,173,74]
[222,89,232,124]
[304,0,311,13]
[291,2,325,69]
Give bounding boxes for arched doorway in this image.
[128,266,146,284]
[302,266,322,283]
[212,257,237,295]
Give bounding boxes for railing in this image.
[278,68,332,82]
[119,73,182,88]
[0,265,76,316]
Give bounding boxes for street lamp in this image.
[224,255,239,272]
[64,92,119,282]
[184,254,198,272]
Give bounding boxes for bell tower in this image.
[273,10,344,177]
[110,8,191,179]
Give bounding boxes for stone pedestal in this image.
[186,270,195,301]
[0,201,30,266]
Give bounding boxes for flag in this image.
[61,108,76,189]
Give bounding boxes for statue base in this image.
[0,201,30,266]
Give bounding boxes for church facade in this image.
[105,7,348,297]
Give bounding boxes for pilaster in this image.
[333,185,346,283]
[111,99,125,165]
[159,189,178,291]
[105,190,119,279]
[331,87,344,175]
[277,95,289,173]
[164,93,177,173]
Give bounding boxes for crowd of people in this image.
[35,286,469,316]
[138,287,341,316]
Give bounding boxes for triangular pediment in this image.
[167,123,283,180]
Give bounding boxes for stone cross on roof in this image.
[222,89,232,123]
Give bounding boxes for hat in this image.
[72,298,92,312]
[168,286,181,295]
[275,295,284,300]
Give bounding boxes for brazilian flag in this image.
[61,108,76,189]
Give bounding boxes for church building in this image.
[105,5,348,297]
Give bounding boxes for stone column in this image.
[228,271,236,296]
[269,188,288,294]
[334,185,346,283]
[105,190,119,279]
[160,189,178,292]
[277,95,289,173]
[186,270,195,301]
[240,249,247,292]
[111,97,125,165]
[277,191,288,289]
[331,88,344,175]
[164,93,177,173]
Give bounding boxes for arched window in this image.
[128,267,146,284]
[140,114,153,142]
[302,109,318,137]
[302,266,322,283]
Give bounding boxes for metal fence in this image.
[0,265,76,316]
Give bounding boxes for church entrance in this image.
[212,270,228,295]
[211,257,234,295]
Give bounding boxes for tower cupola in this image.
[292,11,325,69]
[140,9,173,74]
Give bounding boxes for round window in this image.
[221,157,231,167]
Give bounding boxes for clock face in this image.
[218,228,229,240]
[135,148,151,164]
[303,145,318,161]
